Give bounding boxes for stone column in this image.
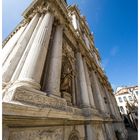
[44,24,63,97]
[90,70,105,111]
[99,83,110,113]
[2,13,40,84]
[104,87,115,116]
[75,64,81,107]
[2,24,27,65]
[109,94,118,118]
[18,12,54,89]
[76,52,90,108]
[83,58,95,108]
[72,63,76,106]
[11,15,44,81]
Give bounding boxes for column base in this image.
[45,90,61,98]
[14,79,41,90]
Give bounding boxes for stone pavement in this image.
[127,127,138,140]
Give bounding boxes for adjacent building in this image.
[115,86,138,130]
[2,0,127,140]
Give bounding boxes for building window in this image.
[119,106,124,113]
[135,91,138,95]
[118,97,123,103]
[123,96,127,102]
[128,96,133,101]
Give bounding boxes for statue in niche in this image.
[60,54,73,106]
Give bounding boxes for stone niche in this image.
[60,42,74,106]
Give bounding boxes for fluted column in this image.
[44,24,63,96]
[18,12,54,89]
[83,58,95,108]
[11,15,44,81]
[90,70,105,111]
[2,13,40,84]
[76,52,90,108]
[2,24,27,65]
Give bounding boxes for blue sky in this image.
[2,0,138,90]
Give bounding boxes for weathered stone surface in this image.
[2,0,127,140]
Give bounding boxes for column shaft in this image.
[99,84,109,113]
[19,12,54,89]
[72,75,76,106]
[11,15,44,81]
[44,25,63,96]
[2,24,27,65]
[83,59,95,108]
[76,52,90,108]
[90,70,105,111]
[2,13,40,83]
[75,66,81,107]
[104,87,115,115]
[111,95,122,119]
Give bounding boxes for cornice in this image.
[68,5,101,60]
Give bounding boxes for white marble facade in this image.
[2,0,128,140]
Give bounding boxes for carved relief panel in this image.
[9,127,63,140]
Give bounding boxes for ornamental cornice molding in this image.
[68,5,100,60]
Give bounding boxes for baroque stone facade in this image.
[2,0,128,140]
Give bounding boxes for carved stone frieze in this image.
[3,86,85,116]
[13,88,67,111]
[9,127,63,140]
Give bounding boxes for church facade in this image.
[2,0,127,140]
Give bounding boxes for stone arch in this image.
[68,130,80,140]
